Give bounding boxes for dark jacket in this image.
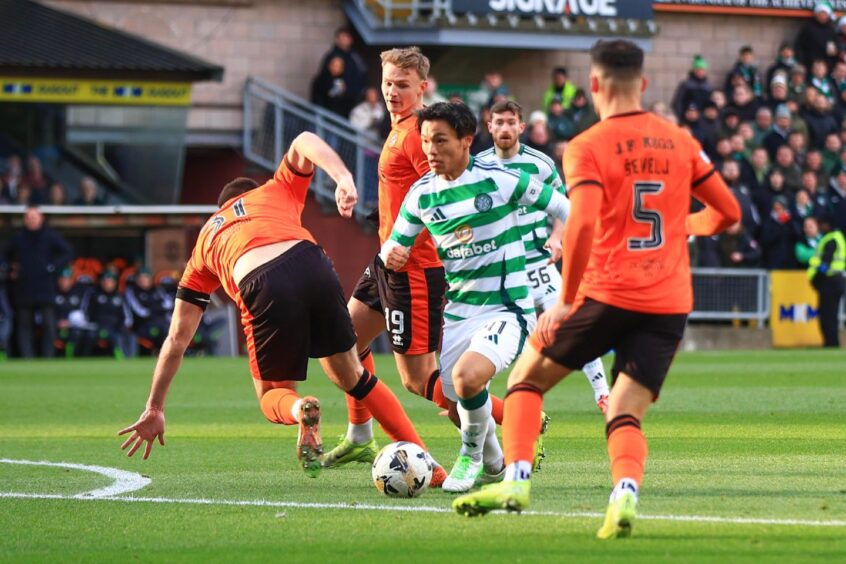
[4,226,72,306]
[310,71,355,118]
[82,287,131,330]
[671,72,714,119]
[760,214,798,269]
[719,230,761,267]
[800,107,839,150]
[795,19,839,70]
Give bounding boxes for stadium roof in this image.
[0,0,223,82]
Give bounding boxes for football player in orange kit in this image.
[118,132,437,480]
[453,40,741,539]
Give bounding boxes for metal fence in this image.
[243,76,383,220]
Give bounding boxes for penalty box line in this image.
[1,492,845,528]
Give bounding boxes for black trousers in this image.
[15,304,56,358]
[815,274,845,348]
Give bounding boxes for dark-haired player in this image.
[118,132,437,478]
[454,40,741,539]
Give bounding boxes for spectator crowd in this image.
[1,153,110,206]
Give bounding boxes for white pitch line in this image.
[0,458,151,498]
[1,492,844,528]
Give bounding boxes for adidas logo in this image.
[544,284,556,295]
[484,334,499,345]
[432,208,447,221]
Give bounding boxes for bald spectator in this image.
[795,2,838,71]
[73,177,106,206]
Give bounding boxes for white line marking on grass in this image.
[0,491,844,528]
[1,459,843,528]
[0,458,151,498]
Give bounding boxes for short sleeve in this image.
[273,153,315,203]
[689,137,716,190]
[179,247,220,297]
[563,138,602,193]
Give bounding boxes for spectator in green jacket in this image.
[542,67,576,112]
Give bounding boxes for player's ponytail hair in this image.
[218,177,260,207]
[380,46,430,80]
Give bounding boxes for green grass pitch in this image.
[1,350,845,562]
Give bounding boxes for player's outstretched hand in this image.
[118,408,165,459]
[544,237,563,264]
[536,301,571,346]
[384,246,410,271]
[335,175,358,218]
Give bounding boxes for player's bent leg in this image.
[254,379,322,478]
[598,373,654,539]
[394,351,437,397]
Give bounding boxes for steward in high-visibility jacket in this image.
[807,226,845,347]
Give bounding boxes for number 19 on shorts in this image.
[385,308,405,348]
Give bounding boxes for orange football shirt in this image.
[564,111,715,314]
[179,156,316,302]
[377,114,441,270]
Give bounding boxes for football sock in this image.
[348,369,427,450]
[426,371,450,410]
[344,348,375,423]
[490,393,504,425]
[504,460,533,482]
[582,358,609,399]
[456,389,491,462]
[259,387,302,425]
[606,414,647,486]
[482,417,504,472]
[610,477,639,503]
[502,384,544,467]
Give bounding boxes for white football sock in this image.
[610,477,639,503]
[582,358,609,399]
[345,420,373,444]
[457,393,492,462]
[504,461,533,482]
[482,417,504,472]
[291,398,303,422]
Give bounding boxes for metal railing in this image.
[243,76,383,219]
[356,0,449,26]
[690,268,770,325]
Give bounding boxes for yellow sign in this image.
[770,270,823,348]
[0,77,192,106]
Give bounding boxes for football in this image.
[371,441,433,498]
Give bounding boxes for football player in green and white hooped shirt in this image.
[381,102,570,493]
[476,100,610,413]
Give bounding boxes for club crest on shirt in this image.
[474,193,493,212]
[388,132,399,147]
[454,224,473,243]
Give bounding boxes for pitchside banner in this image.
[654,0,846,15]
[0,77,192,106]
[770,270,823,348]
[451,0,654,20]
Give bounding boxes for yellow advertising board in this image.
[770,270,823,348]
[0,77,192,106]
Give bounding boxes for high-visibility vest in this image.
[808,230,846,280]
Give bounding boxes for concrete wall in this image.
[46,2,806,137]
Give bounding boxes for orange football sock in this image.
[349,370,427,451]
[427,373,450,410]
[345,348,376,424]
[502,384,544,465]
[490,394,504,425]
[606,415,647,485]
[259,387,301,425]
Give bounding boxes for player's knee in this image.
[452,368,485,400]
[399,373,426,397]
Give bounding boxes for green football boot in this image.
[321,437,378,468]
[452,480,531,517]
[596,491,637,540]
[532,411,551,472]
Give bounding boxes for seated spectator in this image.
[822,132,842,171]
[752,107,772,147]
[73,177,106,206]
[773,144,803,192]
[719,222,761,267]
[794,216,822,266]
[809,59,837,104]
[760,196,798,269]
[765,105,792,158]
[766,42,798,88]
[800,170,831,217]
[802,94,839,149]
[542,67,576,112]
[756,169,787,216]
[788,66,807,102]
[725,83,760,122]
[805,149,831,187]
[795,1,838,72]
[422,76,447,107]
[53,268,90,357]
[725,45,763,99]
[737,123,757,153]
[80,272,132,358]
[788,130,808,167]
[720,107,741,138]
[766,73,790,113]
[1,154,23,203]
[125,268,170,354]
[24,156,49,204]
[713,136,732,170]
[310,56,355,118]
[349,86,386,139]
[792,188,817,227]
[564,89,598,136]
[748,147,770,193]
[722,160,761,237]
[827,165,846,232]
[47,182,66,206]
[671,54,714,120]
